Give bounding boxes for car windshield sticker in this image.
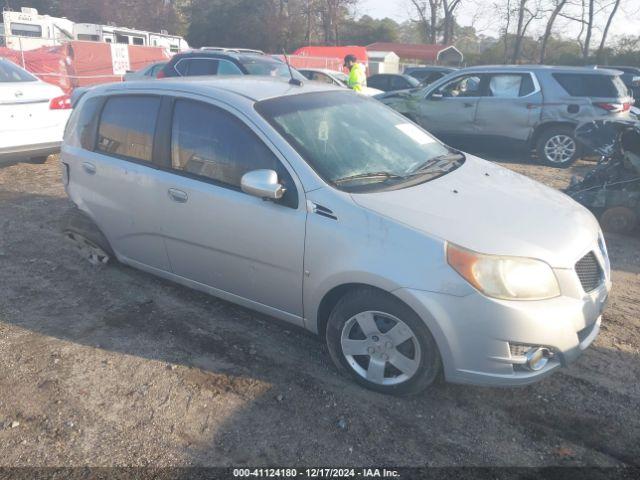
[395,123,436,145]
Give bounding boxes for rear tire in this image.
[600,206,638,234]
[62,208,114,265]
[535,126,581,168]
[326,288,441,396]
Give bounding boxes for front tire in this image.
[326,288,441,395]
[536,126,580,168]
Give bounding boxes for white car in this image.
[298,68,383,97]
[0,58,72,165]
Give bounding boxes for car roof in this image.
[299,68,344,75]
[458,65,622,75]
[84,76,342,102]
[174,50,278,63]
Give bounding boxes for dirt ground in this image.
[0,152,638,468]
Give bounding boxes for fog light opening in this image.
[525,347,553,371]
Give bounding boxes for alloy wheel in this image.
[340,311,421,386]
[544,134,577,164]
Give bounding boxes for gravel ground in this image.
[0,153,638,467]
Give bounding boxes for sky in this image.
[357,0,639,41]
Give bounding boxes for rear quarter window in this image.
[553,73,629,97]
[64,96,103,150]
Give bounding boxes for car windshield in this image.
[0,59,37,82]
[240,57,305,81]
[256,91,462,192]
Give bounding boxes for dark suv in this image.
[159,50,305,81]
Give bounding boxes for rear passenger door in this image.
[72,94,172,271]
[154,97,307,322]
[475,72,542,141]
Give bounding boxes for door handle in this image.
[168,188,188,203]
[463,102,474,108]
[82,162,96,175]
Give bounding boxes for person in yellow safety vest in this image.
[344,54,367,93]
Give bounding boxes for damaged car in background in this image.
[567,120,640,234]
[379,65,633,168]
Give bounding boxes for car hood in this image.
[351,155,600,269]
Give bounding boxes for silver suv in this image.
[380,65,633,167]
[61,78,610,395]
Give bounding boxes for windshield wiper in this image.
[333,171,404,185]
[406,152,465,177]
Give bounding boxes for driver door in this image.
[155,97,307,323]
[415,74,486,140]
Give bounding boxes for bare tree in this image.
[539,0,568,63]
[596,0,622,62]
[409,0,441,43]
[442,0,463,44]
[511,0,540,63]
[582,0,595,59]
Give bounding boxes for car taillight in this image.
[156,68,166,78]
[595,102,631,113]
[50,94,72,110]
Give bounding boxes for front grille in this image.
[575,252,603,293]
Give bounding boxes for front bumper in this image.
[395,278,611,387]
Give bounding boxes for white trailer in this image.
[1,7,189,54]
[0,7,74,50]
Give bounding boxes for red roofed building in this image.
[366,43,463,66]
[292,46,368,64]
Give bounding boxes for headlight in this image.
[446,243,560,300]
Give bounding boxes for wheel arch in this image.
[529,121,579,147]
[316,283,389,340]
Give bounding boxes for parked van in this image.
[61,78,611,394]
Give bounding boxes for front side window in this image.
[240,57,305,81]
[257,92,462,193]
[438,74,483,97]
[170,99,295,201]
[487,74,535,98]
[217,59,243,75]
[0,59,37,82]
[97,96,161,162]
[10,23,42,37]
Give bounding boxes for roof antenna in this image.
[282,49,302,86]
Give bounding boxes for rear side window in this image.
[182,59,218,76]
[97,96,161,162]
[64,96,103,149]
[553,73,629,97]
[170,99,297,207]
[368,76,388,90]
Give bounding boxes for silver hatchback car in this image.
[61,77,611,395]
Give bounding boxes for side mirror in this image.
[241,169,285,200]
[430,92,444,100]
